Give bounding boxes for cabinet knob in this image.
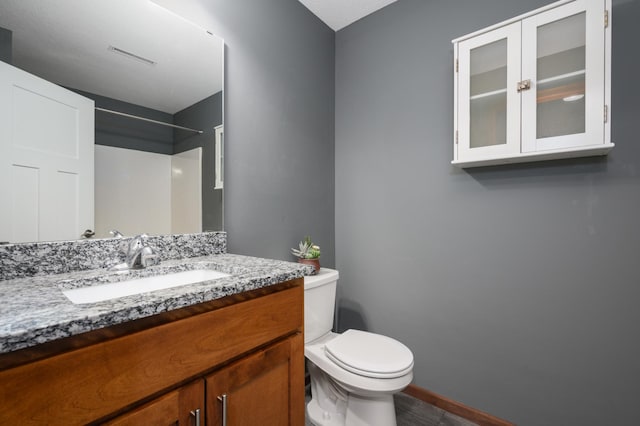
[517,79,532,92]
[217,394,228,426]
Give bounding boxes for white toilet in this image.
[304,268,414,426]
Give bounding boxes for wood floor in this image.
[394,392,478,426]
[304,388,478,426]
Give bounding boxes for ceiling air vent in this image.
[107,45,157,66]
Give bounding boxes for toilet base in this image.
[307,398,345,426]
[306,361,398,426]
[307,392,398,426]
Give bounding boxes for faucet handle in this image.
[127,235,145,253]
[110,230,130,254]
[131,233,149,243]
[110,230,124,238]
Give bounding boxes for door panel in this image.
[0,60,94,243]
[206,339,293,426]
[103,380,204,426]
[457,22,521,162]
[521,0,604,152]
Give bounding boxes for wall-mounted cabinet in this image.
[452,0,613,168]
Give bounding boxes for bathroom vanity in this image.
[0,233,310,425]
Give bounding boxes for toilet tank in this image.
[303,268,339,344]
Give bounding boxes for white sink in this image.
[62,269,230,304]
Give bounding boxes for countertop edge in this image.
[0,253,313,355]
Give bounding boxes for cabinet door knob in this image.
[190,408,201,426]
[517,79,532,92]
[217,394,228,426]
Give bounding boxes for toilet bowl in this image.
[304,268,414,426]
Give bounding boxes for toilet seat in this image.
[324,329,414,379]
[305,332,413,396]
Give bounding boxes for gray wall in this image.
[174,92,224,231]
[0,26,11,64]
[160,0,336,266]
[82,90,174,154]
[335,0,640,425]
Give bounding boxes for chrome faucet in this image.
[124,234,159,269]
[108,231,159,270]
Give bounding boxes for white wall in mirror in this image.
[95,146,172,237]
[94,145,202,238]
[171,148,203,234]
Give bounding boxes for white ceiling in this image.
[298,0,398,31]
[0,0,223,114]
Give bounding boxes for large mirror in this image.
[0,0,224,243]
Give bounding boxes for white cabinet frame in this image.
[457,22,521,163]
[452,0,613,168]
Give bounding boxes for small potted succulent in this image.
[291,236,321,274]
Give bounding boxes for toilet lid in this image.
[324,329,414,379]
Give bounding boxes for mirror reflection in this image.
[0,0,224,243]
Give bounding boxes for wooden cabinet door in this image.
[103,380,204,426]
[206,335,304,426]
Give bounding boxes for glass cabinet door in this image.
[457,22,521,162]
[521,0,605,152]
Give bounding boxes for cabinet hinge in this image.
[455,130,459,144]
[604,10,609,28]
[455,59,459,73]
[604,105,608,123]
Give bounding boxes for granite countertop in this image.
[0,254,312,354]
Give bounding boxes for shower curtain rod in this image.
[95,107,204,134]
